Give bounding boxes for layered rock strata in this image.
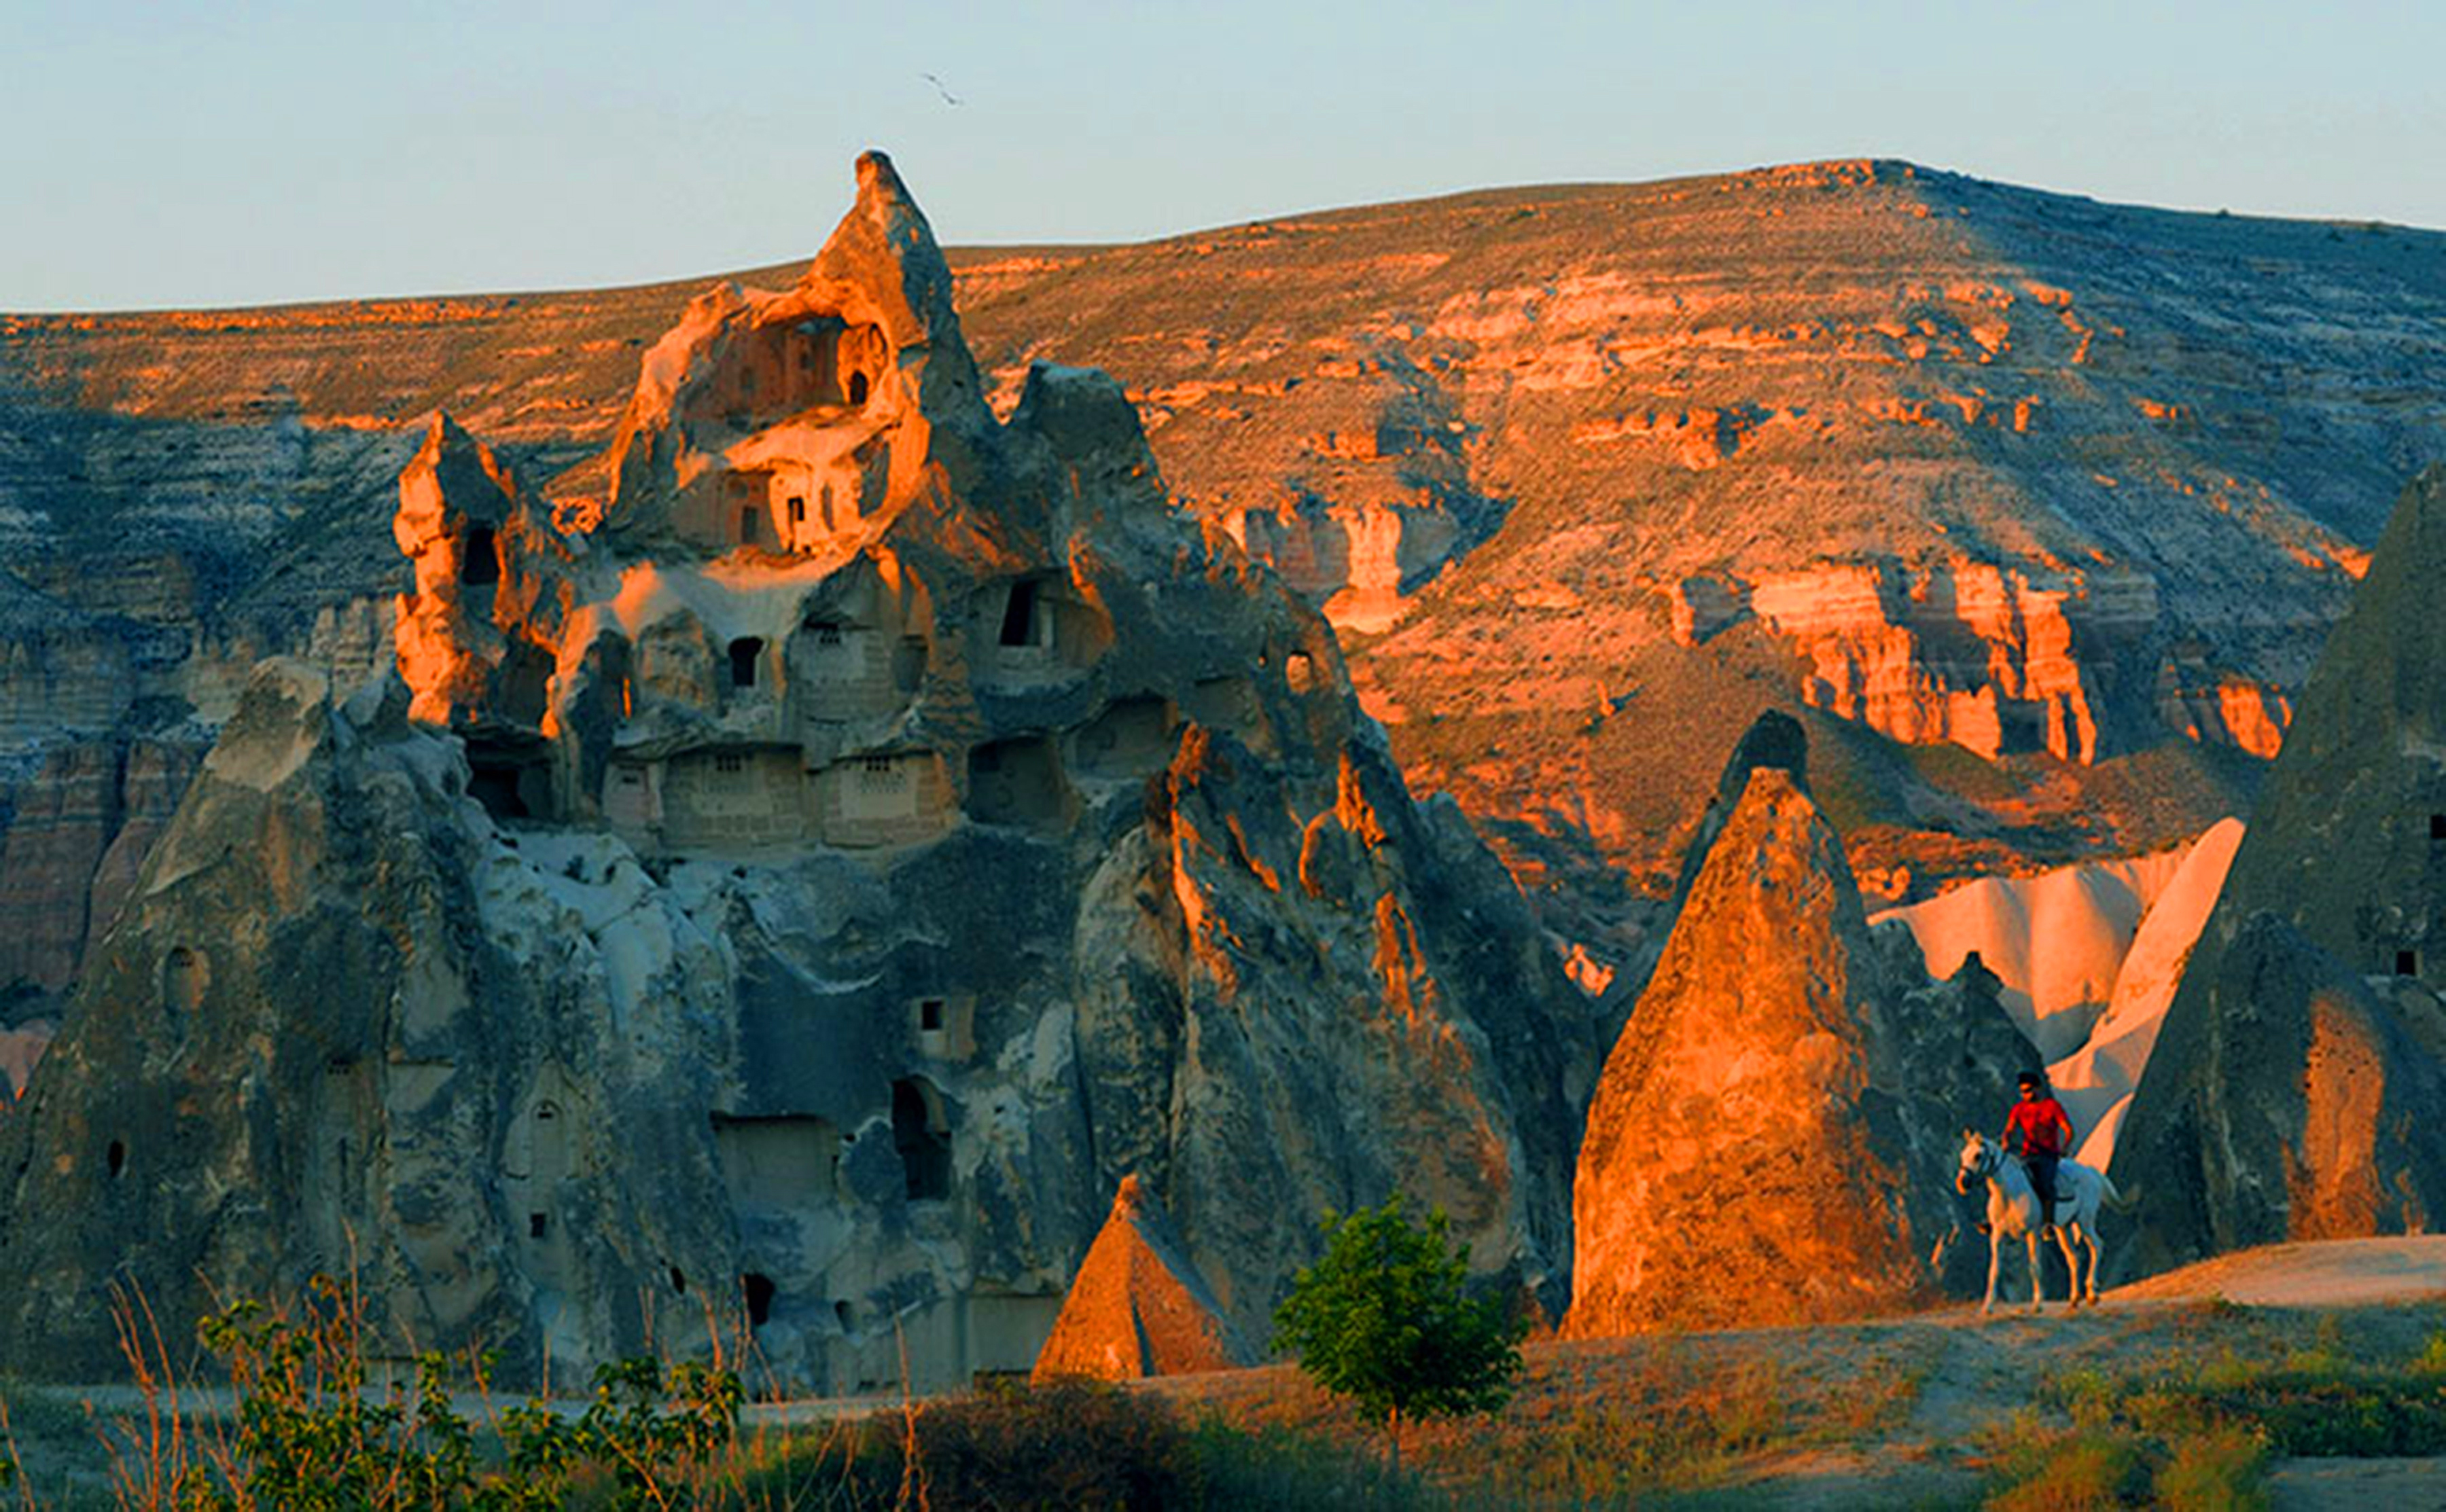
[946,162,2446,916]
[11,164,2446,1028]
[0,156,1585,1392]
[2116,468,2446,1274]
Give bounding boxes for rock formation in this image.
[10,161,2446,1039]
[1564,720,2028,1335]
[947,162,2446,926]
[1030,1174,1252,1381]
[0,155,1586,1392]
[1874,818,2244,1074]
[2115,467,2446,1275]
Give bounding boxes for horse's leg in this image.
[2081,1223,2104,1304]
[2026,1229,2044,1312]
[2050,1223,2082,1308]
[1983,1227,2002,1316]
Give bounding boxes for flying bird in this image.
[921,73,963,107]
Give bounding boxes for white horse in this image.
[1955,1130,2116,1315]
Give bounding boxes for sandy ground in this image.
[1676,1235,2446,1509]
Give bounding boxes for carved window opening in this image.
[743,1273,777,1329]
[997,581,1040,647]
[107,1140,126,1180]
[461,526,501,588]
[669,1265,688,1296]
[787,496,805,524]
[529,1212,548,1239]
[849,372,869,406]
[892,1077,951,1202]
[2431,814,2445,841]
[965,736,1067,829]
[815,623,845,648]
[2398,950,2420,977]
[821,486,837,530]
[466,742,552,823]
[834,1299,857,1333]
[728,637,764,689]
[162,946,209,1015]
[919,998,944,1032]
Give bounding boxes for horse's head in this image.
[1955,1129,1996,1195]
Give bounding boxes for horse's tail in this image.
[2099,1170,2135,1212]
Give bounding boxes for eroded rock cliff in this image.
[10,162,2445,1031]
[2115,467,2446,1275]
[0,156,1587,1391]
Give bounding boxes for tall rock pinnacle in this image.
[1565,725,1929,1335]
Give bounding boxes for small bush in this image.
[1979,1412,2151,1512]
[2154,1425,2271,1512]
[864,1378,1190,1512]
[2415,1331,2446,1376]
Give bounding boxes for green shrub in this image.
[2415,1331,2446,1376]
[1272,1196,1525,1469]
[2154,1425,2271,1512]
[145,1278,747,1511]
[1979,1412,2152,1512]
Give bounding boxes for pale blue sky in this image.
[7,1,2443,311]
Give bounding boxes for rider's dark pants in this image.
[2027,1153,2060,1219]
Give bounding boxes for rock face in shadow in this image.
[1031,1174,1252,1381]
[0,156,1587,1393]
[1564,720,2030,1335]
[2116,467,2446,1275]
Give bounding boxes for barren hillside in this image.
[6,159,2445,1003]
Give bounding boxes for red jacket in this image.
[2006,1095,2073,1158]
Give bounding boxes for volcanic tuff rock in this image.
[9,162,2446,1033]
[1030,1173,1252,1381]
[0,156,1587,1390]
[946,162,2446,927]
[1565,721,2029,1335]
[2115,468,2446,1276]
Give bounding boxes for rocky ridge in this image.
[7,162,2445,1032]
[0,156,1588,1391]
[944,162,2446,926]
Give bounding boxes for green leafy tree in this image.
[1272,1196,1526,1472]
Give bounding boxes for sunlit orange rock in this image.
[0,153,1590,1395]
[1031,1175,1253,1381]
[1565,736,1933,1336]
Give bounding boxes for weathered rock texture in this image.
[1030,1173,1252,1381]
[10,162,2446,1036]
[2116,468,2446,1275]
[945,164,2446,927]
[1565,724,2027,1335]
[0,156,1585,1392]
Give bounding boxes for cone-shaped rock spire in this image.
[1032,1175,1254,1381]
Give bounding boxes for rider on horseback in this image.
[2002,1069,2075,1231]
